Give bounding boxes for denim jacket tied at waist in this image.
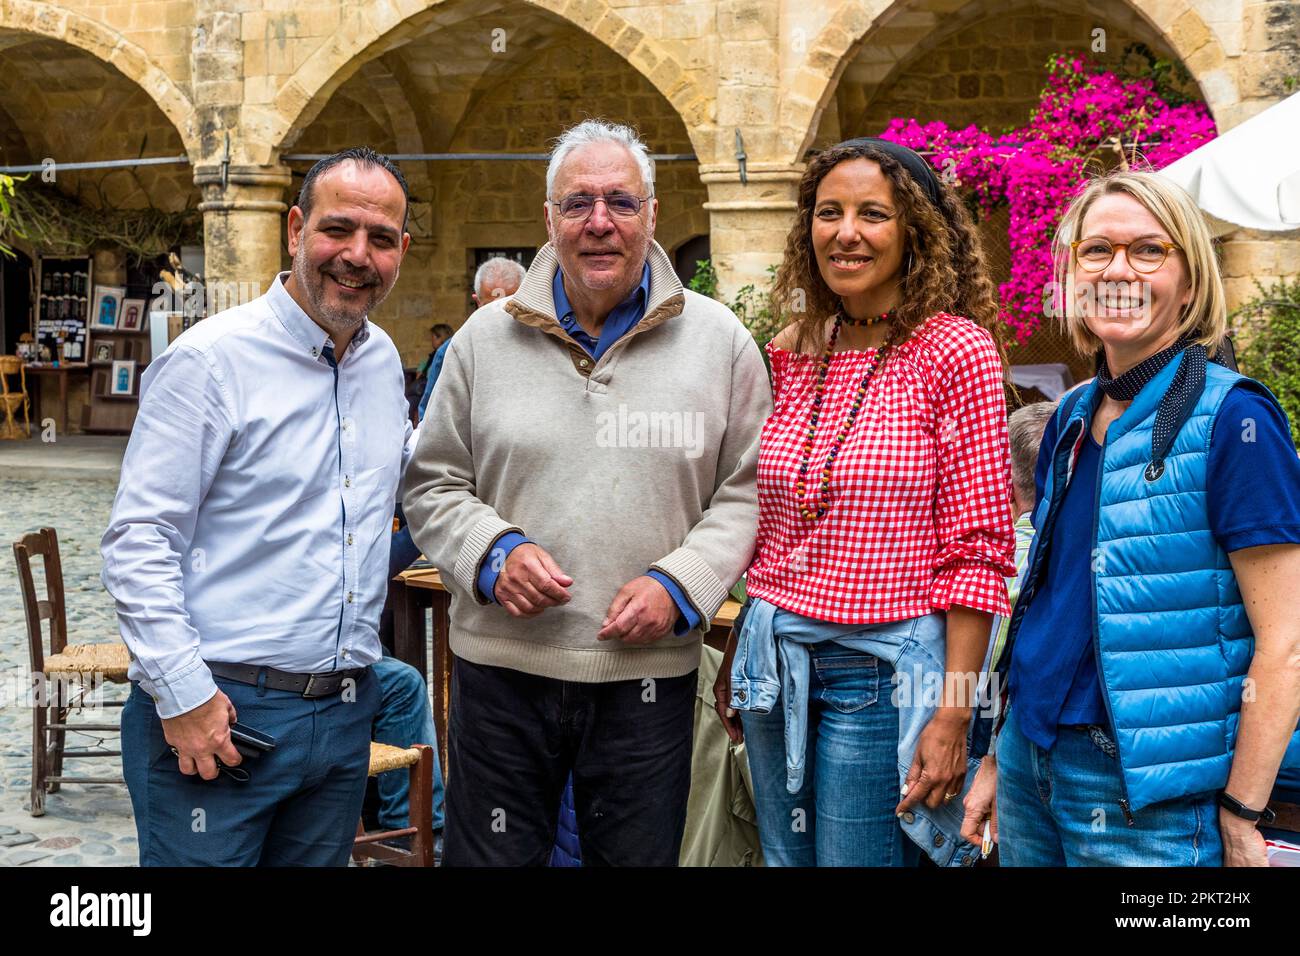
[729,596,980,867]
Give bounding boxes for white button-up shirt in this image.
[101,273,414,717]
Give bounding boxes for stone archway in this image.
[779,0,1232,166]
[0,0,199,155]
[265,0,713,165]
[282,7,710,361]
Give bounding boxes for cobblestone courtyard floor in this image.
[0,477,137,866]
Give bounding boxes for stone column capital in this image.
[193,163,294,214]
[700,163,804,213]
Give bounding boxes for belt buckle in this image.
[302,674,321,698]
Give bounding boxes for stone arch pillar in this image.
[193,164,293,303]
[701,163,803,303]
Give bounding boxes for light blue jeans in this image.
[742,642,917,866]
[372,655,445,831]
[730,598,980,866]
[996,706,1223,866]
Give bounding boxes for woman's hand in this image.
[896,708,970,814]
[1220,811,1270,867]
[713,628,744,744]
[960,754,998,848]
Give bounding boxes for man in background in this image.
[417,257,525,421]
[407,323,454,419]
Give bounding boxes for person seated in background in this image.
[371,655,444,852]
[961,399,1056,852]
[417,257,525,422]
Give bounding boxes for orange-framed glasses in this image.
[1070,237,1180,274]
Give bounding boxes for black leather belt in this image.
[206,661,369,698]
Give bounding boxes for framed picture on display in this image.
[109,359,136,396]
[120,298,148,331]
[93,342,114,363]
[92,285,126,331]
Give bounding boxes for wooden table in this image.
[389,566,741,781]
[25,364,89,436]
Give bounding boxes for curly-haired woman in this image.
[714,138,1016,866]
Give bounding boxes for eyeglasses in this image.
[550,193,653,220]
[1071,237,1180,274]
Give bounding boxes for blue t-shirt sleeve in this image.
[1208,385,1300,552]
[477,531,531,603]
[645,570,702,636]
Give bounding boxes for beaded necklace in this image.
[794,309,893,521]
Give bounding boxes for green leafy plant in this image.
[689,258,783,347]
[1235,277,1300,445]
[0,173,27,258]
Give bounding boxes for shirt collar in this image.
[551,261,650,326]
[267,271,371,363]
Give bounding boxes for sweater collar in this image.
[506,240,685,345]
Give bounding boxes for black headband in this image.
[840,137,944,208]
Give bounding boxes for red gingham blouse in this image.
[745,312,1015,624]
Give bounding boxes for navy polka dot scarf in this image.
[1095,336,1228,482]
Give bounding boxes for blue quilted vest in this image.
[983,351,1300,813]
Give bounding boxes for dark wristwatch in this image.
[1217,790,1276,824]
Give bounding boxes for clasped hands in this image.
[492,542,678,644]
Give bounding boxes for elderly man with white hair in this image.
[403,119,771,865]
[417,255,525,421]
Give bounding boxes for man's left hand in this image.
[598,576,677,645]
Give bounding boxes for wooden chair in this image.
[0,354,31,440]
[14,527,131,816]
[352,742,437,866]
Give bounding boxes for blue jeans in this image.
[121,669,380,866]
[372,655,445,831]
[996,706,1223,866]
[742,643,919,866]
[731,599,978,865]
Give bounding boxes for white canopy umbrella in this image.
[1159,91,1300,236]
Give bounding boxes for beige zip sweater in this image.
[401,241,771,682]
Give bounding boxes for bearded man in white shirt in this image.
[102,146,414,866]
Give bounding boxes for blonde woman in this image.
[967,170,1300,866]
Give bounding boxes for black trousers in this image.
[443,655,696,866]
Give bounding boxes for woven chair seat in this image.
[43,643,131,681]
[368,741,421,776]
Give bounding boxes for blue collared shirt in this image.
[476,263,701,635]
[553,262,650,361]
[101,273,415,717]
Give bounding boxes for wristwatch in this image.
[1217,790,1276,824]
